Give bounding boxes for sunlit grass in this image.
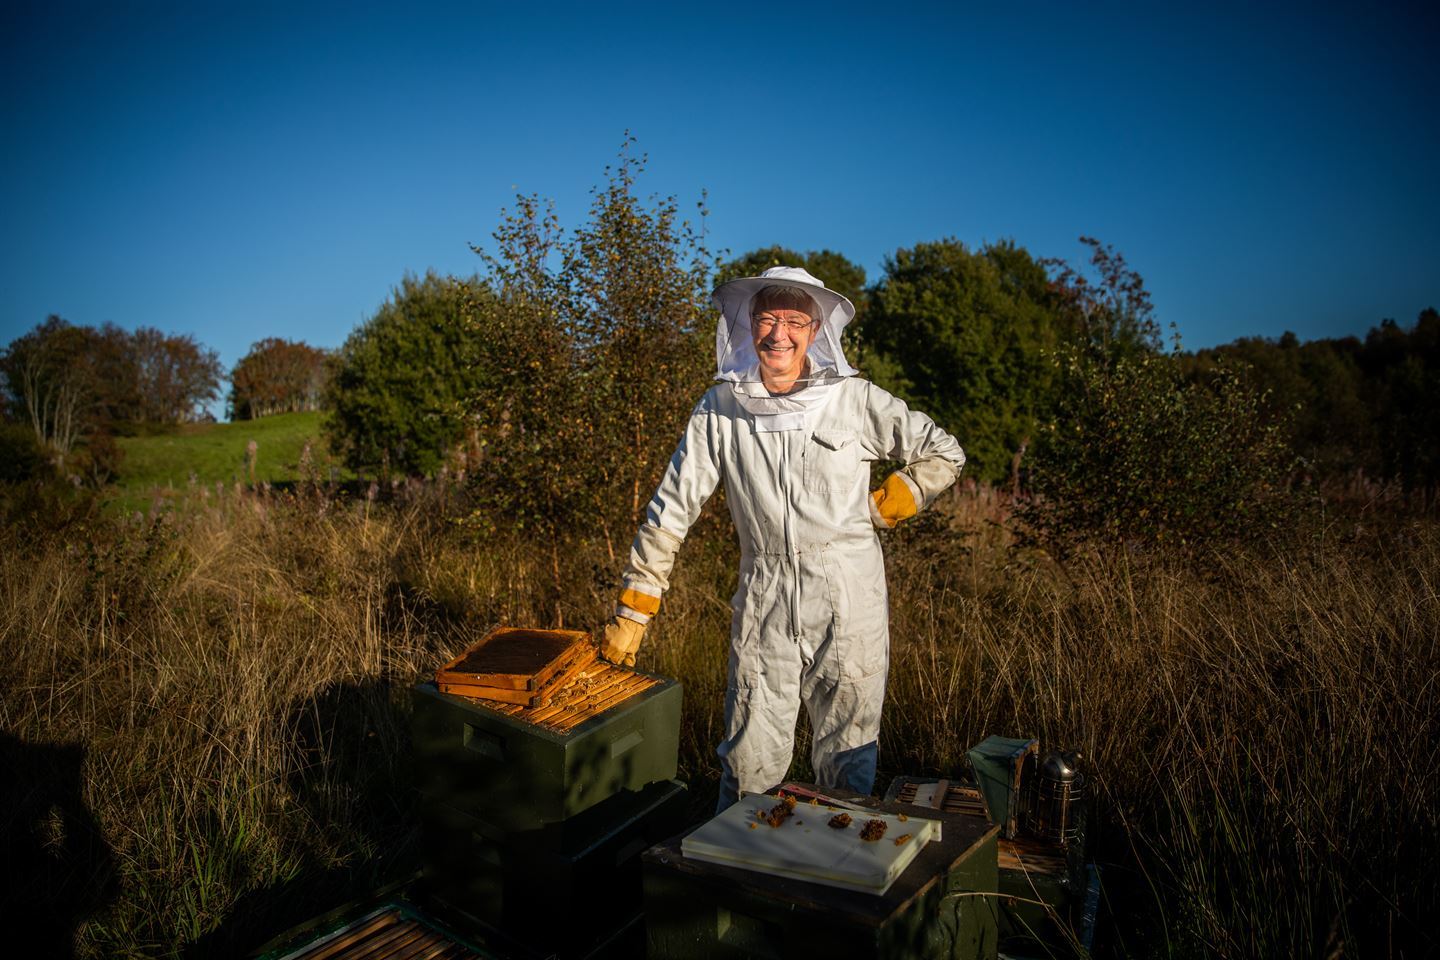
[1,483,1436,957]
[105,412,349,514]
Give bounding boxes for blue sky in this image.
[3,1,1436,416]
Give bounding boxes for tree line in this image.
[1191,312,1440,489]
[3,147,1434,532]
[315,143,1433,550]
[0,321,329,485]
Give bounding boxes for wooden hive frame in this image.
[435,626,595,707]
[457,660,662,733]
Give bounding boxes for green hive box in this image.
[642,785,1000,960]
[995,837,1091,953]
[884,774,1094,957]
[420,779,688,958]
[410,676,681,832]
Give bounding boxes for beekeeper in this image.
[598,266,965,810]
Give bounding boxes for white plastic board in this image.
[680,796,941,896]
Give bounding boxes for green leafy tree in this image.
[1364,309,1440,487]
[1192,332,1375,482]
[861,239,1063,484]
[464,193,588,536]
[1191,306,1439,489]
[323,271,487,477]
[465,139,714,592]
[561,147,714,539]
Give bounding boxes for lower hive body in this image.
[420,779,688,958]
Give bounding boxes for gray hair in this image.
[750,284,821,321]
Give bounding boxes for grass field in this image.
[106,412,346,513]
[3,464,1437,957]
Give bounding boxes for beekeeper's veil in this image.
[712,266,857,424]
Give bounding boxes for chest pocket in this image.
[803,429,864,490]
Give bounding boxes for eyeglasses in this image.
[752,314,816,334]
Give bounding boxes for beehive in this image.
[885,775,1090,952]
[420,778,688,957]
[642,783,999,959]
[411,661,681,833]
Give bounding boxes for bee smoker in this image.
[1025,750,1085,846]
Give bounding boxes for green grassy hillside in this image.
[108,411,345,512]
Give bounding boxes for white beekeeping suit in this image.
[600,266,965,810]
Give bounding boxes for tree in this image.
[1023,240,1295,548]
[465,139,714,561]
[1364,308,1440,488]
[2,316,221,489]
[1192,333,1375,482]
[1190,306,1440,489]
[0,316,101,463]
[861,239,1064,484]
[73,323,222,426]
[123,327,223,423]
[561,145,715,538]
[1042,236,1161,357]
[323,271,487,477]
[229,338,329,420]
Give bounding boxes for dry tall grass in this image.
[1,482,1435,957]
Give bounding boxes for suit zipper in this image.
[786,434,801,642]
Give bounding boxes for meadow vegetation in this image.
[100,411,344,515]
[1,477,1435,957]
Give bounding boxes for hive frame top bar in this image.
[435,625,592,692]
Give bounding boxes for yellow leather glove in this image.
[869,471,920,529]
[598,616,646,667]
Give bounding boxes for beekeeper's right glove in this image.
[598,616,646,667]
[598,581,661,667]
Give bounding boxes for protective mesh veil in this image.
[711,267,858,419]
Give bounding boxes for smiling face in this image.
[750,287,820,392]
[751,308,816,390]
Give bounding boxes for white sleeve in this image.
[618,395,723,614]
[860,381,966,508]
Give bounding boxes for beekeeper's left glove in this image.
[869,471,921,529]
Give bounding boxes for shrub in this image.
[323,272,487,477]
[1024,347,1296,549]
[1023,240,1297,549]
[464,140,713,572]
[0,421,51,484]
